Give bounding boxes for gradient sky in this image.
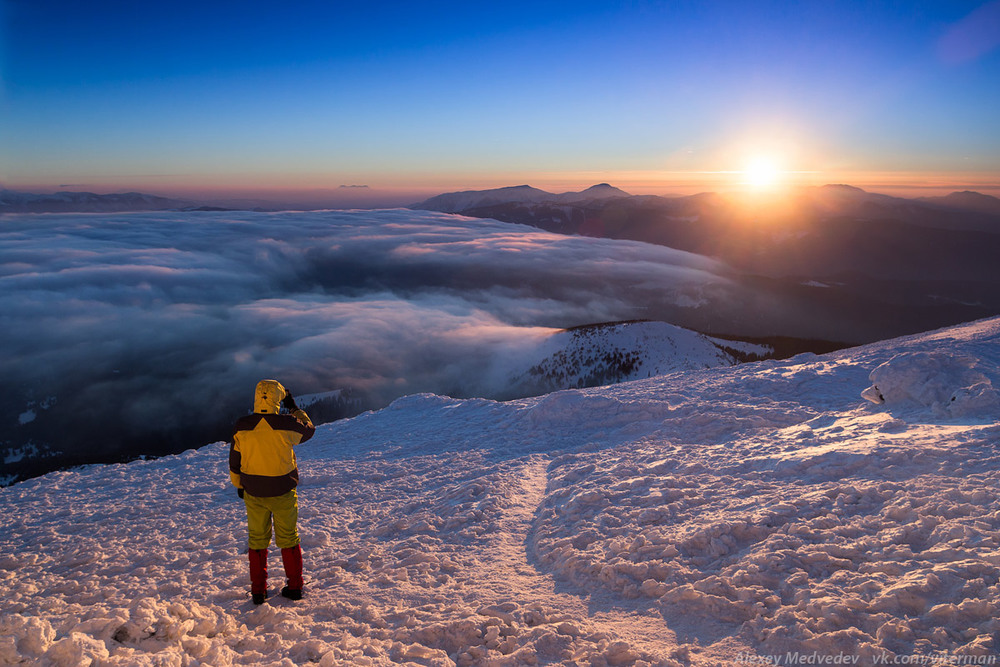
[2,0,999,201]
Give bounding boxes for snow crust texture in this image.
[862,352,1000,417]
[3,318,1000,666]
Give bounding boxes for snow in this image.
[861,352,999,418]
[3,442,50,468]
[2,317,1000,666]
[14,397,55,428]
[504,321,771,396]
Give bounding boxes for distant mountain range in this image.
[412,182,1000,233]
[0,185,642,215]
[0,189,285,213]
[415,183,632,213]
[413,183,1000,343]
[0,189,194,213]
[7,182,998,221]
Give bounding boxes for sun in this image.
[742,156,783,189]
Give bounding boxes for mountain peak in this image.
[555,183,631,203]
[819,184,868,194]
[918,190,1000,215]
[580,183,628,194]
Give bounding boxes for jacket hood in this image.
[254,379,287,414]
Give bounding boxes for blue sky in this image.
[2,0,998,200]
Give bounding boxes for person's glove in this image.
[281,394,298,412]
[237,488,245,499]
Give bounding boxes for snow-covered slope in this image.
[412,185,555,213]
[2,318,999,666]
[506,321,771,397]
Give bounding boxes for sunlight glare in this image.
[743,157,782,189]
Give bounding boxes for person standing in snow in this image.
[229,379,315,605]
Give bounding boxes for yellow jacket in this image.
[229,380,315,497]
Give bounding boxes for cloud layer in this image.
[1,209,738,467]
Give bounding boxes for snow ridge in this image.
[507,321,771,398]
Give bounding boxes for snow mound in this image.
[861,351,1000,417]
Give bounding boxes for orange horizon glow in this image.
[6,169,1000,203]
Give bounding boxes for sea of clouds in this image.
[1,208,750,468]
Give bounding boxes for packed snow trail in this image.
[476,457,552,603]
[445,456,692,664]
[2,318,1000,666]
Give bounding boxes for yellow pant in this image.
[244,489,300,550]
